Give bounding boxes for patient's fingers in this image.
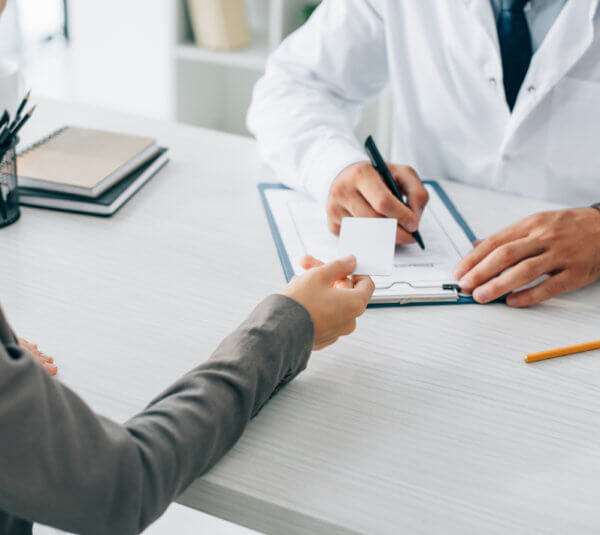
[300,255,324,270]
[18,337,58,376]
[353,275,375,296]
[343,276,375,314]
[18,337,37,352]
[38,359,58,376]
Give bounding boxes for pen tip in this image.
[25,89,31,99]
[28,105,37,116]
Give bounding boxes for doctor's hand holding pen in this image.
[327,161,430,246]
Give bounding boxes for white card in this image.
[338,217,396,276]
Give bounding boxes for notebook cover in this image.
[17,126,157,196]
[18,148,168,216]
[259,181,482,307]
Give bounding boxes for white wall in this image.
[15,0,173,120]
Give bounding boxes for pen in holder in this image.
[0,136,20,228]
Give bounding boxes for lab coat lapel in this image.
[467,0,500,56]
[508,0,599,130]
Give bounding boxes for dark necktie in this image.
[496,0,533,111]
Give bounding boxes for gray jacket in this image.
[0,294,313,534]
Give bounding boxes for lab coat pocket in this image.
[546,77,600,182]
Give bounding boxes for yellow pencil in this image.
[525,340,600,363]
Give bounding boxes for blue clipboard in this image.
[259,181,480,307]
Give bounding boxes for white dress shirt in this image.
[248,0,600,207]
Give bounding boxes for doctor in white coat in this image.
[248,0,600,307]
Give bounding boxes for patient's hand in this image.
[18,338,57,376]
[282,255,374,350]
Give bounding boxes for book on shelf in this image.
[186,0,250,51]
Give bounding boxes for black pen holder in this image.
[0,136,20,228]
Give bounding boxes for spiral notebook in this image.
[16,126,160,198]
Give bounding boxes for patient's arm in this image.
[0,296,314,535]
[0,256,372,534]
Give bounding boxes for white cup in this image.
[0,60,24,119]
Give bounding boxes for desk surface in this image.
[3,99,600,535]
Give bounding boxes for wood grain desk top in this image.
[3,99,600,535]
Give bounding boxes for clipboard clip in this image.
[442,283,461,292]
[376,280,462,292]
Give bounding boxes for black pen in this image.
[0,125,10,147]
[3,105,36,145]
[0,110,8,130]
[0,123,8,143]
[8,89,30,130]
[0,106,31,148]
[364,135,425,250]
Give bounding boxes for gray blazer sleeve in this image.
[0,294,314,535]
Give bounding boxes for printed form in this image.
[265,183,475,303]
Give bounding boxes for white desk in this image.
[4,99,600,535]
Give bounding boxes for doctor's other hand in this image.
[282,254,374,350]
[327,161,429,245]
[454,208,600,307]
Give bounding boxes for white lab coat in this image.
[247,0,600,207]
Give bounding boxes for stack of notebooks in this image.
[17,127,169,216]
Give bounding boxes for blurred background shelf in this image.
[172,0,308,136]
[174,31,270,71]
[2,0,391,154]
[171,0,391,150]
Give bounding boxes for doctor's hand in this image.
[327,162,429,245]
[454,208,600,307]
[282,254,374,350]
